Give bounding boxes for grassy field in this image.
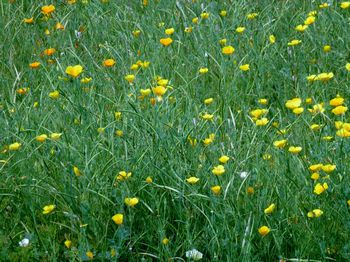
[1,0,350,261]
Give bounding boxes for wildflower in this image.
[73,166,82,176]
[203,133,215,145]
[341,2,350,9]
[247,13,258,20]
[29,62,41,69]
[247,186,254,194]
[310,124,322,131]
[288,146,302,154]
[239,64,250,71]
[288,39,301,46]
[36,134,48,143]
[185,249,203,260]
[186,177,199,184]
[322,164,336,173]
[319,3,329,8]
[285,98,301,109]
[332,106,347,115]
[112,214,124,225]
[42,204,56,214]
[24,17,34,24]
[220,10,227,17]
[304,16,316,25]
[264,204,276,214]
[313,183,328,195]
[222,46,235,55]
[114,112,122,121]
[200,12,210,19]
[9,142,21,151]
[124,74,135,83]
[152,86,167,97]
[116,171,132,181]
[273,139,287,149]
[124,197,139,207]
[293,107,304,115]
[336,128,350,137]
[219,155,230,164]
[295,24,308,32]
[236,27,245,33]
[258,226,270,236]
[308,103,325,114]
[311,173,320,180]
[309,164,323,172]
[269,35,276,44]
[330,96,344,106]
[146,176,153,183]
[49,90,60,99]
[258,99,268,105]
[219,39,227,46]
[307,209,323,218]
[103,59,116,67]
[316,72,334,82]
[19,238,30,247]
[160,38,173,46]
[132,30,141,37]
[192,17,199,24]
[255,118,269,126]
[165,28,175,35]
[86,251,94,260]
[199,67,209,74]
[240,172,248,179]
[263,154,272,160]
[65,65,83,78]
[115,130,123,137]
[55,22,64,30]
[212,165,225,176]
[250,109,268,118]
[44,48,56,56]
[204,98,213,105]
[63,239,72,248]
[162,237,170,245]
[323,45,331,52]
[211,185,221,195]
[41,5,55,15]
[184,26,192,33]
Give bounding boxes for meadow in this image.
[1,0,350,261]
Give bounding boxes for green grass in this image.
[1,0,350,261]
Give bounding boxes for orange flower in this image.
[103,59,116,67]
[160,38,173,46]
[29,62,41,69]
[41,5,55,15]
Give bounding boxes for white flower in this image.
[19,238,30,247]
[185,248,203,260]
[240,171,248,179]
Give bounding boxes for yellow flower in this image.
[199,67,209,74]
[311,173,320,180]
[285,98,301,109]
[152,86,167,97]
[201,113,214,121]
[250,109,268,118]
[42,204,56,214]
[125,74,135,83]
[124,197,139,207]
[322,164,336,173]
[115,130,123,137]
[9,142,21,151]
[146,176,153,183]
[204,98,213,105]
[56,22,65,30]
[264,204,276,214]
[323,45,331,53]
[336,128,350,138]
[160,38,173,46]
[236,26,245,33]
[292,107,304,115]
[132,30,141,37]
[287,39,301,46]
[222,45,235,55]
[41,5,55,15]
[86,251,94,260]
[43,48,56,56]
[269,35,276,44]
[49,133,62,141]
[203,133,215,145]
[255,118,269,126]
[73,166,82,176]
[239,64,250,71]
[341,2,350,9]
[307,209,323,218]
[273,139,287,149]
[319,3,329,8]
[247,187,255,194]
[116,171,132,181]
[29,61,41,69]
[295,24,308,32]
[330,96,344,107]
[220,10,227,17]
[258,226,270,236]
[81,77,92,83]
[64,240,72,248]
[186,177,199,184]
[310,124,322,131]
[247,12,258,20]
[304,16,316,25]
[192,17,199,24]
[212,165,225,176]
[209,185,220,195]
[184,26,192,33]
[165,28,175,35]
[316,72,334,82]
[309,164,323,172]
[200,12,210,19]
[49,90,60,99]
[112,213,124,225]
[114,112,122,121]
[65,65,83,78]
[36,134,48,143]
[313,183,328,195]
[219,155,230,164]
[103,59,116,67]
[288,146,302,154]
[332,106,347,115]
[258,99,268,105]
[162,237,170,245]
[308,103,325,114]
[24,17,34,24]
